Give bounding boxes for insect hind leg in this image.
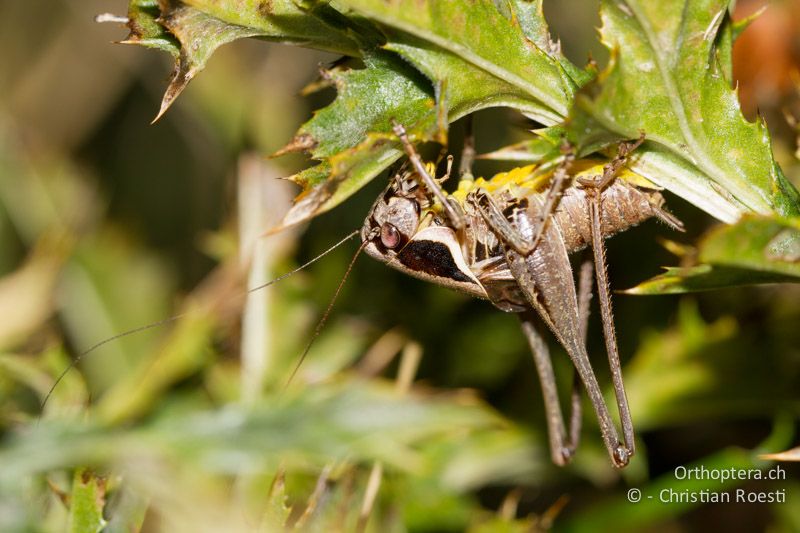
[575,139,645,461]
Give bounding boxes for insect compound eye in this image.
[380,223,402,249]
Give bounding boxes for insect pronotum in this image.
[362,123,683,468]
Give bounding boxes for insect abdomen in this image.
[552,182,666,252]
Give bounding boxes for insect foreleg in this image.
[528,150,574,253]
[392,121,465,230]
[472,148,573,258]
[471,190,536,255]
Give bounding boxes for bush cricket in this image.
[362,123,684,467]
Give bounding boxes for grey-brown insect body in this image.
[361,136,682,468]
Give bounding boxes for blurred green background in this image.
[1,0,799,531]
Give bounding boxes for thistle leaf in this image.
[276,0,588,226]
[626,216,800,294]
[123,0,180,56]
[121,0,359,121]
[567,0,800,221]
[67,469,107,533]
[335,0,580,124]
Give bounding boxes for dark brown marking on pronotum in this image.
[474,241,487,262]
[396,240,473,283]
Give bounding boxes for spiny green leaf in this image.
[289,54,436,161]
[699,216,800,276]
[276,1,589,226]
[624,142,748,224]
[122,0,360,121]
[147,4,267,121]
[508,0,595,88]
[626,216,800,294]
[121,0,586,226]
[385,35,547,121]
[336,0,578,125]
[568,0,800,221]
[181,0,360,54]
[624,264,798,295]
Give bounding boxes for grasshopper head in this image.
[361,168,485,297]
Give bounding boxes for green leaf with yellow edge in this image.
[627,216,800,294]
[568,0,800,221]
[67,469,107,533]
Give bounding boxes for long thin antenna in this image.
[40,230,360,415]
[284,240,368,388]
[39,315,185,416]
[247,230,358,293]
